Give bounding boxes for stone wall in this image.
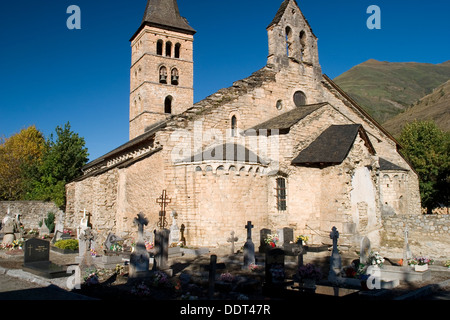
[0,201,63,230]
[381,213,450,260]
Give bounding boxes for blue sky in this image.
[1,0,449,161]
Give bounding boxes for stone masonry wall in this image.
[0,201,63,230]
[381,213,450,260]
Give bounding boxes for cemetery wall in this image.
[0,201,63,230]
[381,213,450,259]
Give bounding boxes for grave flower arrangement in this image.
[297,263,323,281]
[131,281,151,296]
[367,251,385,267]
[84,269,99,286]
[409,256,434,266]
[248,263,263,272]
[218,272,235,283]
[151,270,169,287]
[264,234,279,248]
[295,235,309,244]
[109,243,123,252]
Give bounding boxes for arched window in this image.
[171,68,179,86]
[164,96,173,114]
[299,31,306,61]
[293,91,307,107]
[174,43,181,59]
[276,177,287,211]
[231,115,237,137]
[166,41,172,57]
[157,40,163,56]
[159,66,168,84]
[285,26,293,57]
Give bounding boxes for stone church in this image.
[65,0,421,250]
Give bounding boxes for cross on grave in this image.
[202,255,226,300]
[243,221,255,267]
[227,231,239,254]
[328,226,342,281]
[156,190,171,229]
[245,221,254,240]
[134,212,148,241]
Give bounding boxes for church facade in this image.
[65,0,421,250]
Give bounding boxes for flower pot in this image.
[414,264,428,272]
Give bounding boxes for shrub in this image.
[54,239,79,251]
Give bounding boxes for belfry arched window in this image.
[171,68,179,86]
[299,31,306,61]
[175,43,181,59]
[285,26,293,57]
[166,41,172,57]
[159,66,167,84]
[157,40,163,56]
[164,96,173,114]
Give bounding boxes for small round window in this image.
[293,91,306,107]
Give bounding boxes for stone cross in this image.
[245,221,254,240]
[243,221,255,267]
[227,231,239,254]
[328,226,342,281]
[156,190,171,229]
[134,212,148,241]
[79,227,95,268]
[403,226,412,266]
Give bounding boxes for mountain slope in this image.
[383,79,450,137]
[333,60,450,124]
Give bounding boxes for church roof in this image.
[131,0,196,41]
[180,143,267,165]
[291,124,375,166]
[379,158,408,171]
[245,102,328,134]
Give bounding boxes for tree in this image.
[28,122,89,208]
[398,120,450,213]
[0,126,45,200]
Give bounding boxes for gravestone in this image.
[54,211,65,234]
[403,226,412,267]
[129,213,150,278]
[104,232,123,252]
[23,238,66,279]
[227,231,238,254]
[328,226,342,282]
[39,216,50,237]
[1,215,16,245]
[78,227,95,269]
[259,228,272,253]
[360,236,371,265]
[243,221,255,267]
[169,210,180,244]
[76,209,91,241]
[264,248,286,286]
[153,228,172,276]
[279,227,295,255]
[293,239,305,268]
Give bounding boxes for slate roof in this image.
[180,143,267,165]
[379,158,408,171]
[291,124,375,165]
[245,103,328,135]
[131,0,196,40]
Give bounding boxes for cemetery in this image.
[1,201,449,300]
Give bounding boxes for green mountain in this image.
[333,59,450,124]
[383,79,450,137]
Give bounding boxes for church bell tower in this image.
[129,0,196,140]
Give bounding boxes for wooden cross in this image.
[202,255,226,300]
[156,190,171,229]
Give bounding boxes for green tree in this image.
[398,120,450,213]
[29,122,89,208]
[0,126,45,200]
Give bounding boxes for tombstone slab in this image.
[23,238,67,279]
[243,221,255,267]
